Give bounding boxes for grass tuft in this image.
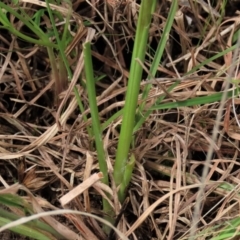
[0,0,240,239]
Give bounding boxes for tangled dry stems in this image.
[0,0,240,239]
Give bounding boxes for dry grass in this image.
[0,0,240,239]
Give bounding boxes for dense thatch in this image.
[0,1,240,239]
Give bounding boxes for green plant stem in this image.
[118,154,136,203]
[113,0,156,202]
[101,43,238,133]
[138,0,178,117]
[83,42,113,230]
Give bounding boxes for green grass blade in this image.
[134,80,180,132]
[0,194,64,238]
[118,154,136,203]
[186,45,237,76]
[101,109,123,131]
[139,0,178,112]
[45,1,91,135]
[0,193,32,211]
[45,0,72,78]
[150,88,239,110]
[213,218,240,240]
[0,2,55,47]
[113,0,156,201]
[135,40,236,133]
[83,42,108,187]
[0,207,63,239]
[83,42,113,229]
[0,217,52,240]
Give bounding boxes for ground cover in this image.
[0,0,240,239]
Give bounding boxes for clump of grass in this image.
[1,0,240,239]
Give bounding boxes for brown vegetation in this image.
[1,1,240,239]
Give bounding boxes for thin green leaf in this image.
[114,0,156,202]
[0,217,52,240]
[83,42,113,230]
[150,89,239,111]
